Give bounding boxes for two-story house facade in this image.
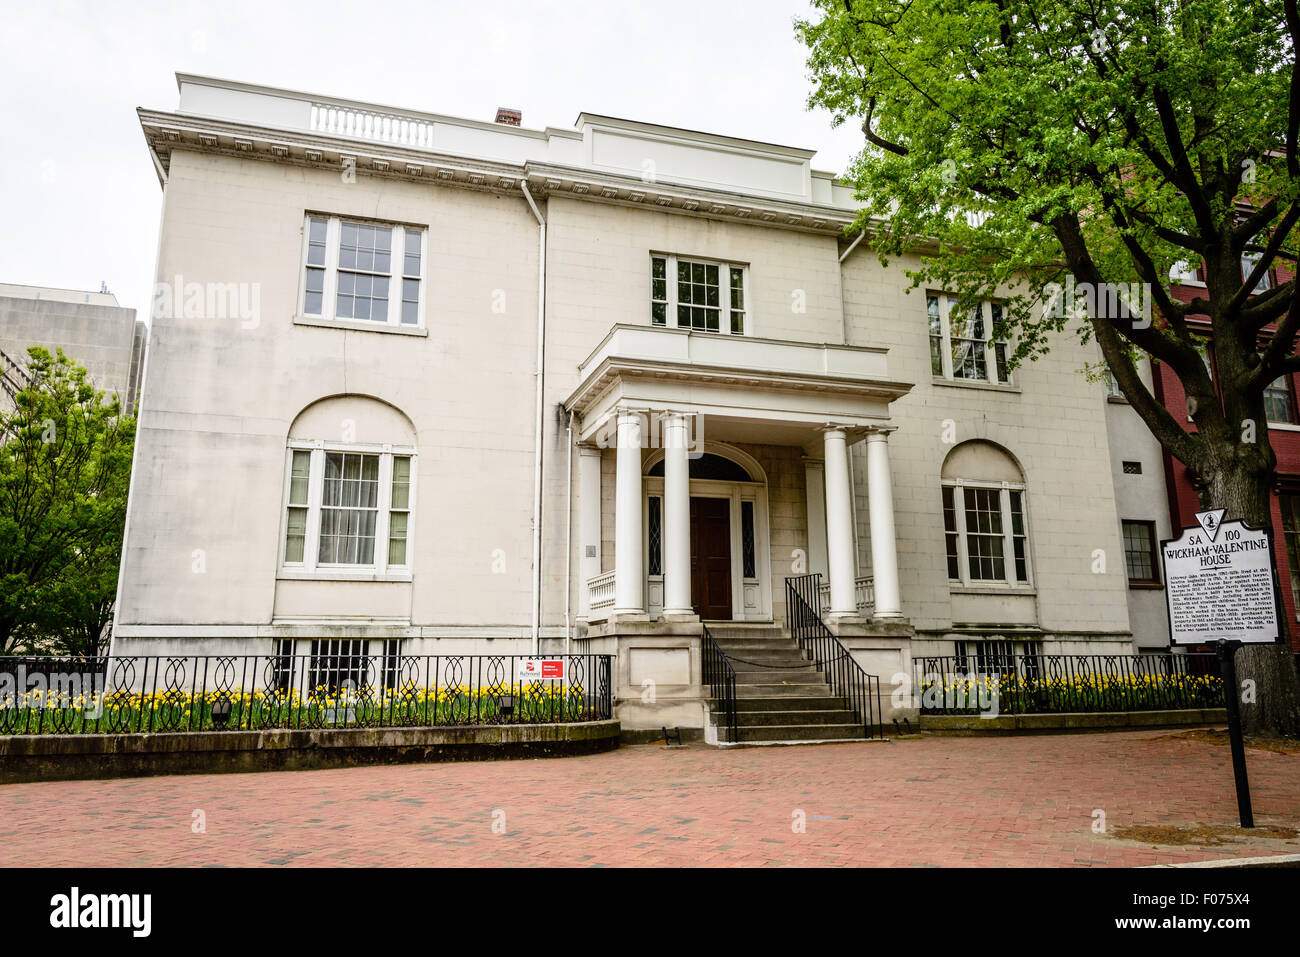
[114,74,1135,738]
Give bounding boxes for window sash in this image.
[1121,520,1159,584]
[280,443,416,575]
[300,215,426,328]
[926,294,1011,384]
[942,480,1031,586]
[651,254,748,335]
[1265,376,1296,425]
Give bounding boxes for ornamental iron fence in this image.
[912,652,1221,715]
[0,653,612,735]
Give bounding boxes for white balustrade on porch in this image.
[818,576,875,614]
[587,571,616,612]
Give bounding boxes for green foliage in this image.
[798,0,1298,479]
[0,347,135,655]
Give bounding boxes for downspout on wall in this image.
[521,181,546,655]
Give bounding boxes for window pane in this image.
[941,485,960,579]
[391,456,411,509]
[1122,521,1156,582]
[1265,376,1295,424]
[284,507,307,563]
[741,501,756,578]
[289,450,311,505]
[964,487,1005,580]
[388,511,408,566]
[648,496,662,576]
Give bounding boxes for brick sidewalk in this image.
[0,730,1296,867]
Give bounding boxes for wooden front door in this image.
[690,497,733,620]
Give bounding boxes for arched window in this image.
[940,441,1030,586]
[280,396,417,575]
[646,452,753,482]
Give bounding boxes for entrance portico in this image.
[566,324,913,626]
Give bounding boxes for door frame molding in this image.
[642,476,771,622]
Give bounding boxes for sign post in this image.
[1161,508,1282,828]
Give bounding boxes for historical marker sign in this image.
[1161,510,1280,646]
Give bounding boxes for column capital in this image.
[577,443,604,458]
[863,424,899,440]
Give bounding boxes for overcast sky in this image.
[0,0,863,324]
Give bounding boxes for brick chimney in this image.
[494,107,522,127]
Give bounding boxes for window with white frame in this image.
[1242,250,1273,294]
[281,444,416,574]
[300,215,426,327]
[941,482,1031,585]
[651,254,747,334]
[927,294,1010,384]
[1265,374,1296,425]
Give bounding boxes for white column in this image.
[662,413,693,616]
[613,408,645,615]
[577,445,602,618]
[823,427,858,617]
[866,427,903,618]
[803,458,828,578]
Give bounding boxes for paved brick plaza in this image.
[1,730,1297,867]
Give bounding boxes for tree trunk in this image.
[1203,460,1300,738]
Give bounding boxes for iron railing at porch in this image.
[912,653,1222,715]
[0,653,613,735]
[701,622,737,742]
[784,574,884,739]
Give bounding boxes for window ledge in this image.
[949,584,1037,596]
[278,569,413,583]
[1268,421,1300,432]
[1106,395,1130,404]
[1128,581,1164,590]
[294,315,428,337]
[932,377,1021,394]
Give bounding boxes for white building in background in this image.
[115,74,1136,738]
[0,284,146,413]
[1103,357,1174,652]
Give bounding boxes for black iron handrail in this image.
[784,574,883,739]
[0,653,613,735]
[912,653,1223,715]
[700,622,737,743]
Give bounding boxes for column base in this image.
[662,610,699,623]
[610,610,651,623]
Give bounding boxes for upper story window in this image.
[1265,374,1296,425]
[927,294,1010,385]
[651,254,747,335]
[300,215,426,328]
[1242,248,1273,294]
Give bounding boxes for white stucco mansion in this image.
[115,74,1140,734]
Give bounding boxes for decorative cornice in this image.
[137,108,871,237]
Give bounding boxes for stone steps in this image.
[705,628,875,745]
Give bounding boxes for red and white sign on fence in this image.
[517,659,564,681]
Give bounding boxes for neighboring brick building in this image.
[1148,260,1300,651]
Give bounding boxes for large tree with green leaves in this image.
[0,347,134,656]
[799,0,1300,735]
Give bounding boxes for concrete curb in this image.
[920,708,1227,734]
[1144,853,1300,868]
[0,720,621,784]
